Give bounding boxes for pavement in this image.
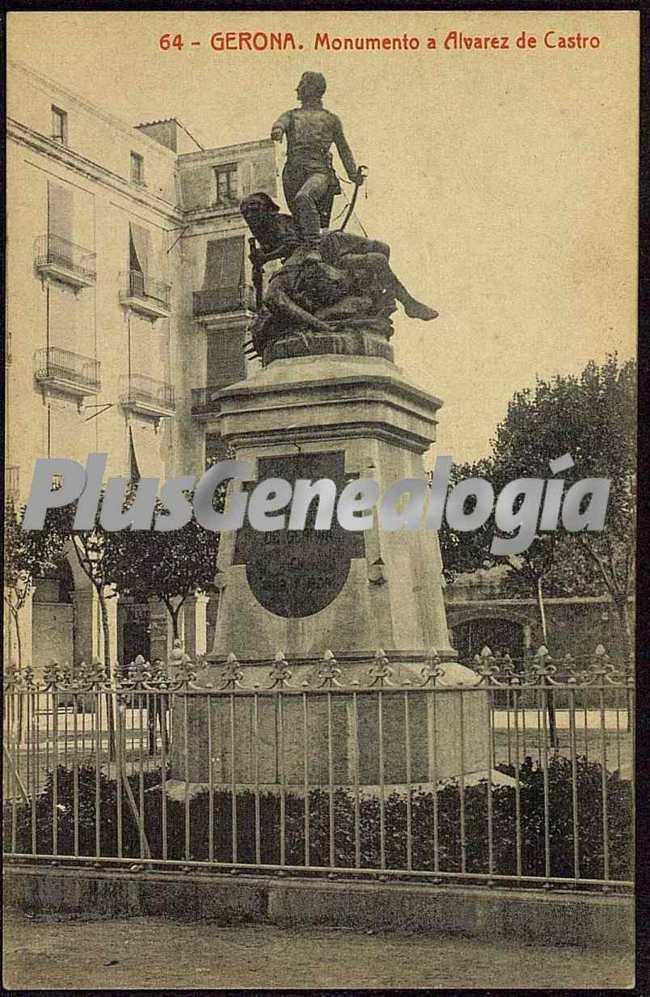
[3,909,634,990]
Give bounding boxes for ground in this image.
[3,909,633,990]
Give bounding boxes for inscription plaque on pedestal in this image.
[234,451,365,618]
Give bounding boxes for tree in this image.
[441,356,636,661]
[31,500,122,757]
[4,501,66,669]
[103,502,220,645]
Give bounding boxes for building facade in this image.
[5,60,280,675]
[445,567,631,666]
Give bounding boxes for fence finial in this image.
[221,652,243,689]
[316,650,342,687]
[269,652,292,687]
[369,649,393,686]
[421,648,443,686]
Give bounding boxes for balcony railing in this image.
[191,385,224,418]
[120,270,172,318]
[121,374,175,418]
[34,347,101,397]
[34,234,96,286]
[193,285,255,318]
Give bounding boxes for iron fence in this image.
[3,647,633,893]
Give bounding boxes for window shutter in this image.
[48,183,74,254]
[202,237,244,289]
[129,222,150,275]
[207,328,246,388]
[128,426,141,484]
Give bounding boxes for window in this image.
[214,164,238,206]
[51,106,68,144]
[130,152,145,185]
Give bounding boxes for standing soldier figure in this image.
[271,71,364,253]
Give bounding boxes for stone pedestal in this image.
[171,351,490,791]
[209,353,454,666]
[182,593,208,660]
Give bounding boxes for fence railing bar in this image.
[31,691,38,855]
[541,687,551,886]
[115,697,124,860]
[73,697,79,858]
[427,690,440,877]
[486,687,495,883]
[404,691,413,873]
[254,694,262,867]
[513,687,523,879]
[207,695,214,864]
[160,693,168,863]
[183,693,190,862]
[4,851,633,890]
[52,693,59,856]
[279,694,286,869]
[302,693,310,869]
[378,690,386,872]
[95,691,102,857]
[569,683,581,881]
[615,686,622,773]
[600,687,610,888]
[327,692,335,870]
[138,696,145,859]
[459,689,467,875]
[230,693,237,865]
[352,692,361,870]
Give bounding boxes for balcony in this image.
[34,347,101,399]
[191,385,224,420]
[121,374,175,421]
[193,285,255,330]
[34,234,96,289]
[120,270,172,319]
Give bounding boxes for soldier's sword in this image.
[338,166,368,233]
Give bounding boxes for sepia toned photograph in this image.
[3,8,638,990]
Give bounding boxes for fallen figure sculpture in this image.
[240,192,438,360]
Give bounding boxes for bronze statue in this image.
[271,72,364,249]
[241,192,438,358]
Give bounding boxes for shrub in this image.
[3,755,632,883]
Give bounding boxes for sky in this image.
[8,10,638,463]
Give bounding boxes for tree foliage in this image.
[440,356,636,657]
[103,499,220,640]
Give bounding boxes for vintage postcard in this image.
[4,8,638,990]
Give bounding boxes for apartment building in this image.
[5,61,280,675]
